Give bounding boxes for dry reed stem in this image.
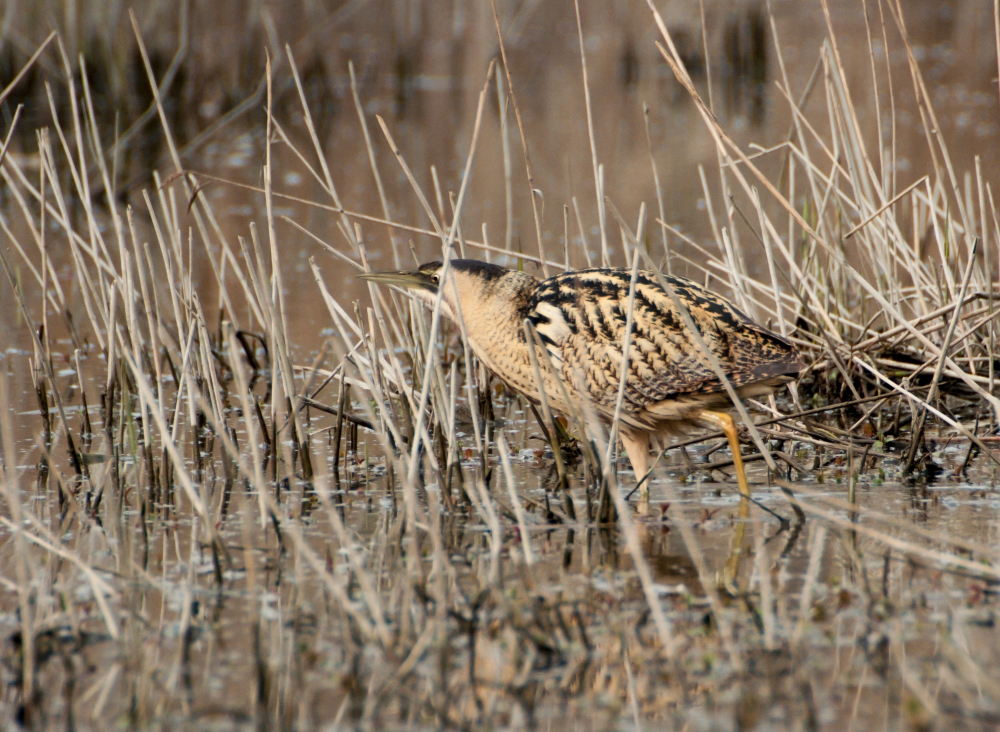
[490,0,547,276]
[496,433,533,566]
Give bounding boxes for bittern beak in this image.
[356,269,438,293]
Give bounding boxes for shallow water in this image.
[5,376,1000,729]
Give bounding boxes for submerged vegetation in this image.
[1,1,1000,729]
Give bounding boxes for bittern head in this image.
[357,261,443,300]
[357,259,515,319]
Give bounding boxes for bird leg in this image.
[619,426,652,496]
[697,411,751,499]
[698,410,751,593]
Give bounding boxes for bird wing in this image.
[526,269,802,416]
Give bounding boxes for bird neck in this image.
[451,270,550,400]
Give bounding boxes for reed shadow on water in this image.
[1,0,1000,729]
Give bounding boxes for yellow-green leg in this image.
[699,410,751,592]
[698,411,751,499]
[620,426,652,515]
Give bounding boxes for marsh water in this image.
[2,0,1000,729]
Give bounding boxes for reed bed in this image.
[1,1,1000,730]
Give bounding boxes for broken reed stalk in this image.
[332,370,348,477]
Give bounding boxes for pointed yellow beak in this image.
[356,270,437,292]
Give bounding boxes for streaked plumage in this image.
[360,259,804,493]
[527,268,801,423]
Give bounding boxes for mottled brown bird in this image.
[360,259,803,496]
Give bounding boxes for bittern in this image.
[360,260,803,496]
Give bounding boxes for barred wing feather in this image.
[525,269,801,415]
